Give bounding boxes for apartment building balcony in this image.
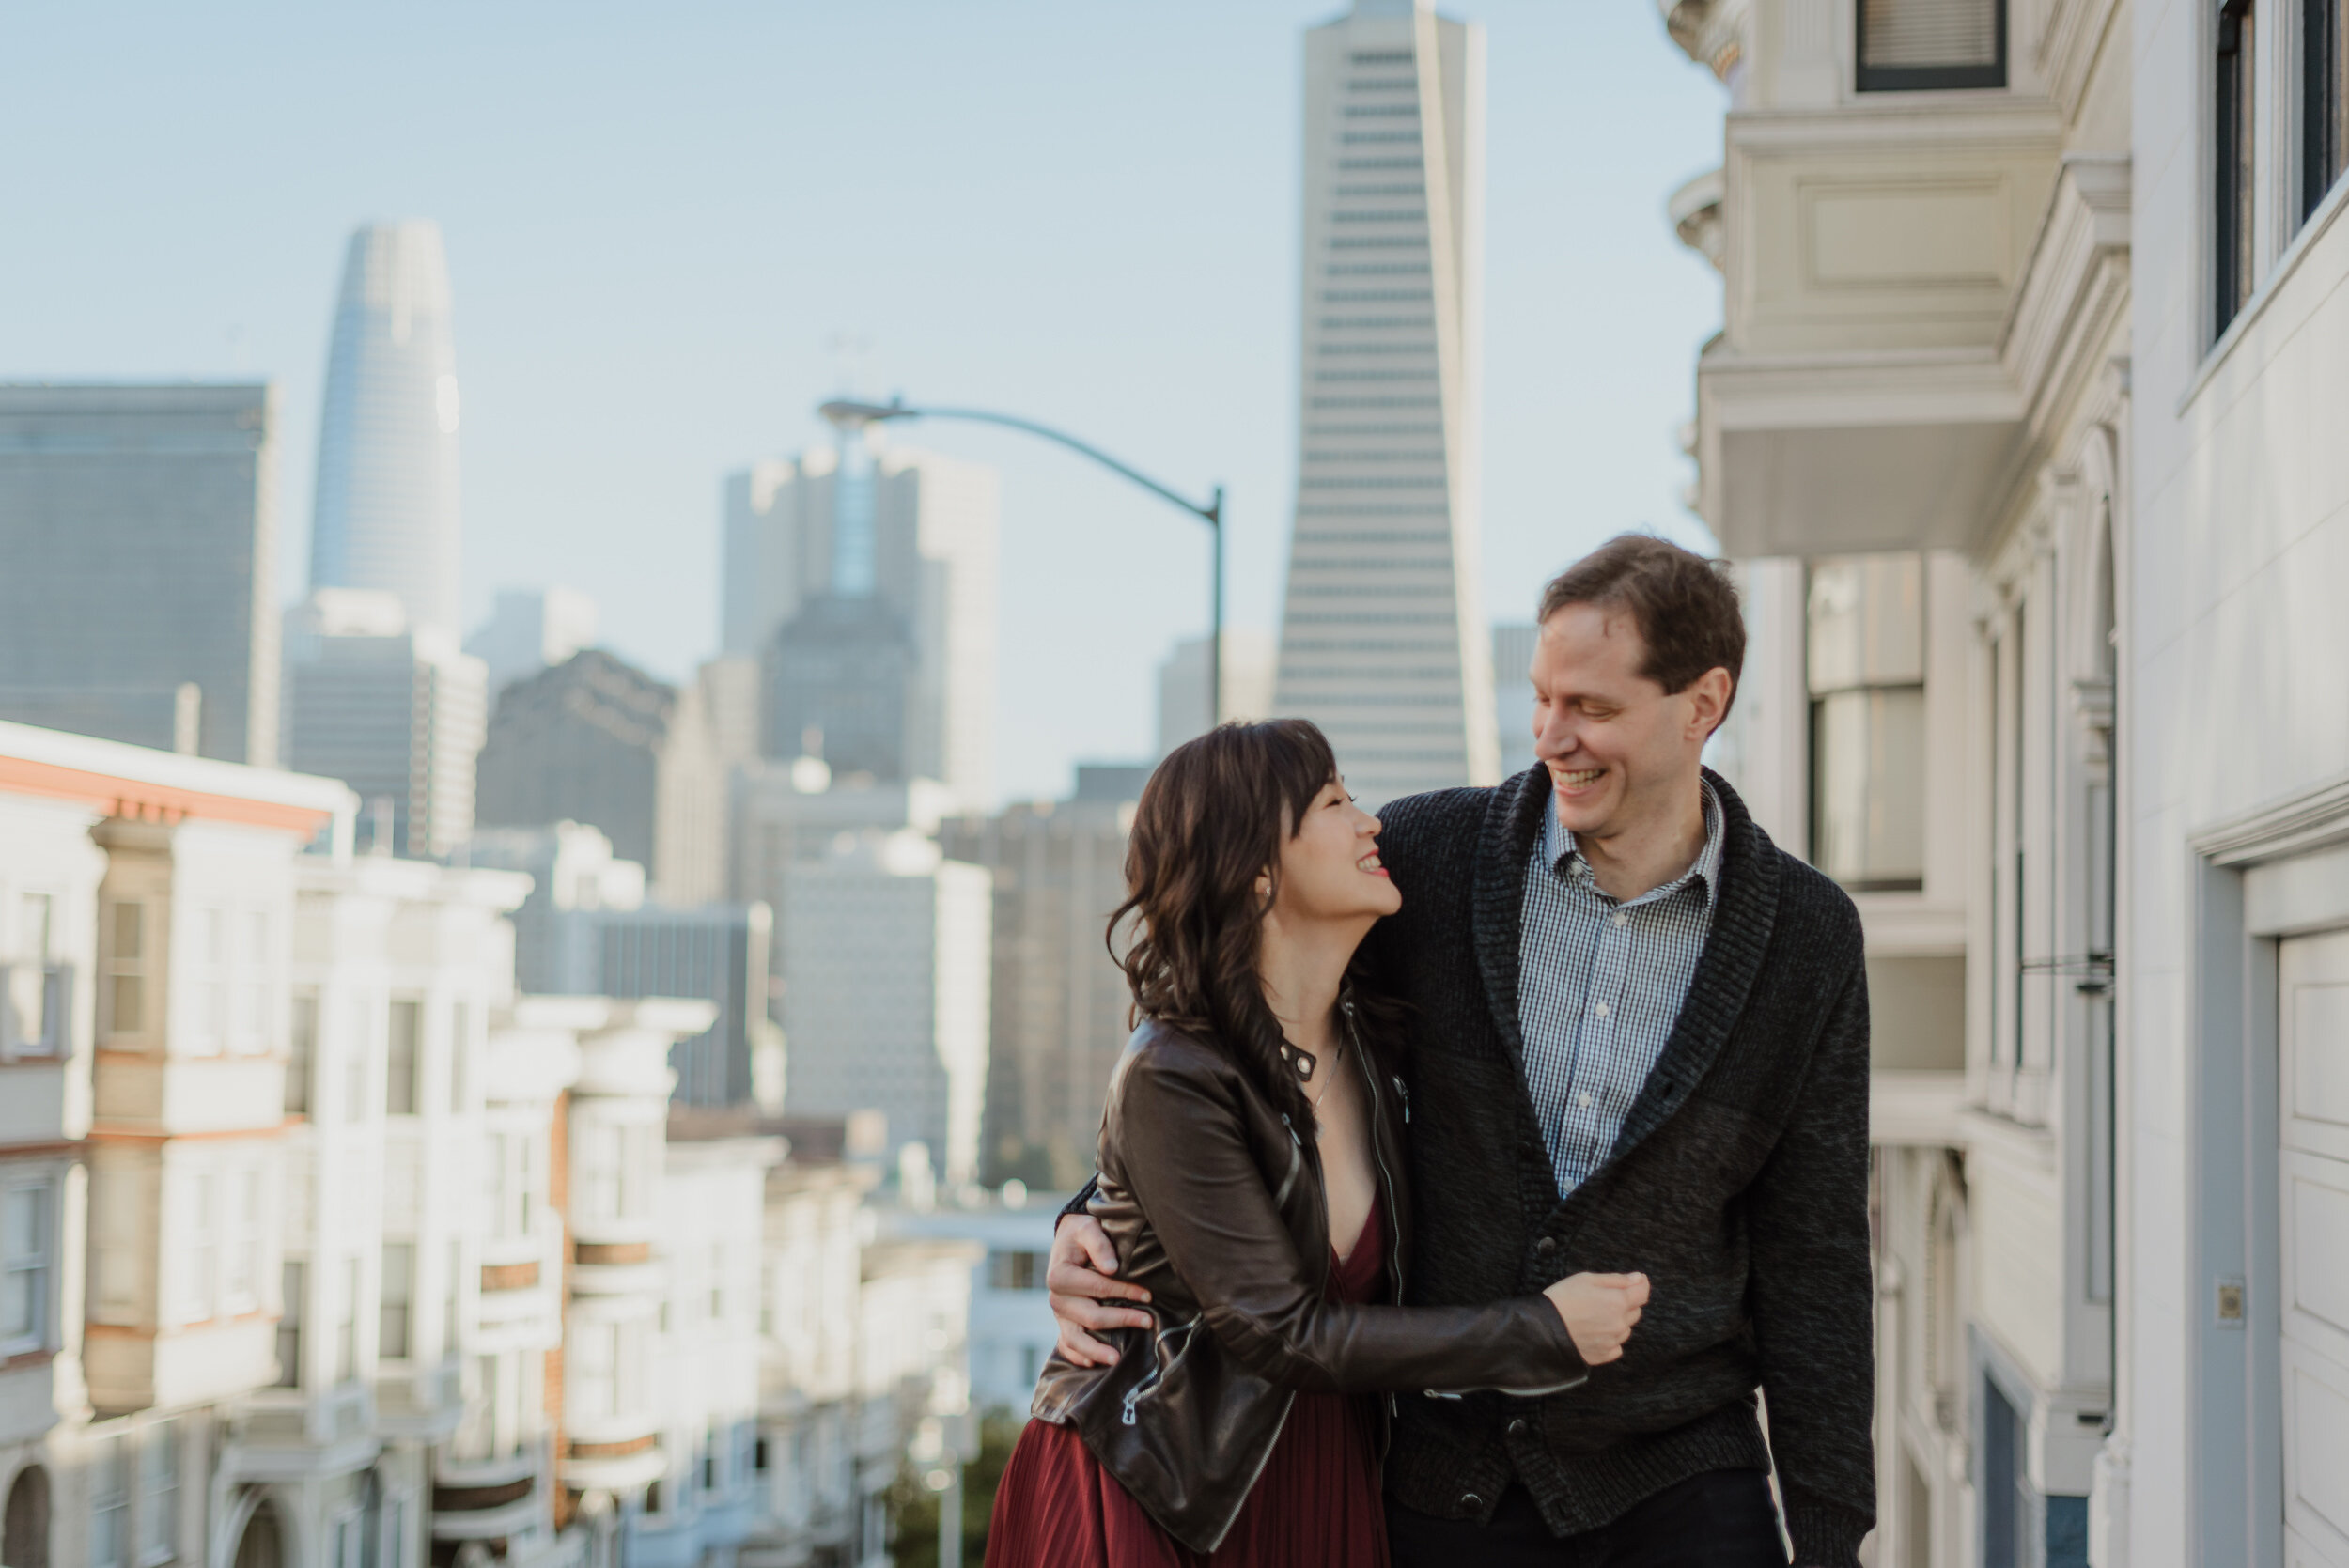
[374,1355,463,1442]
[1688,98,2078,559]
[218,1383,379,1483]
[432,1443,551,1546]
[91,1052,286,1135]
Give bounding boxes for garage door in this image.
[2279,929,2349,1568]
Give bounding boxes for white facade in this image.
[283,588,490,861]
[0,720,353,1568]
[310,222,465,642]
[627,1121,782,1568]
[722,439,999,806]
[1272,0,1500,807]
[779,831,991,1189]
[1152,629,1277,757]
[2121,0,2349,1560]
[1657,0,2132,1561]
[878,1199,1063,1420]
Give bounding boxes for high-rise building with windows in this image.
[0,384,280,765]
[1272,0,1498,806]
[309,222,463,640]
[721,436,997,807]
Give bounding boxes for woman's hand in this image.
[1542,1271,1650,1365]
[1047,1214,1154,1368]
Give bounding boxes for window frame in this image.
[2217,0,2261,336]
[1857,0,2010,91]
[2304,0,2348,217]
[1,1176,54,1354]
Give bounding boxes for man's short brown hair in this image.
[1537,533,1744,723]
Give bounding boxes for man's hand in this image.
[1541,1271,1650,1365]
[1048,1214,1154,1367]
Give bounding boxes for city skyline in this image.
[0,1,1724,805]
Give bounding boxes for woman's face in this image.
[1269,778,1403,924]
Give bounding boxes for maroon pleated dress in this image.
[987,1198,1391,1568]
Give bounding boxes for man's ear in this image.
[1687,667,1733,739]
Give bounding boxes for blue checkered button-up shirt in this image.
[1518,781,1725,1196]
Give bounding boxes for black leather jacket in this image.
[1030,1011,1589,1552]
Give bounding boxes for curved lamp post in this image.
[818,396,1227,724]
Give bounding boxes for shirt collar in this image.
[1540,776,1726,914]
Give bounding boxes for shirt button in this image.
[1612,912,1628,927]
[1595,1001,1610,1018]
[1578,1091,1594,1109]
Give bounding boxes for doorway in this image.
[2279,930,2349,1565]
[2,1465,49,1568]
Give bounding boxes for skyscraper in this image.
[281,589,487,860]
[464,585,599,697]
[472,648,724,905]
[1272,0,1500,806]
[0,384,279,765]
[721,436,998,806]
[310,222,463,639]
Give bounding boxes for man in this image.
[1050,535,1875,1567]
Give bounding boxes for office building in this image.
[1270,0,1500,807]
[1490,621,1536,778]
[282,589,488,861]
[1153,629,1277,756]
[309,222,464,640]
[722,437,999,805]
[465,823,778,1110]
[465,586,599,699]
[474,649,724,907]
[941,766,1143,1189]
[0,383,279,765]
[779,831,991,1188]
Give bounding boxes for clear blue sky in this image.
[1,2,1724,804]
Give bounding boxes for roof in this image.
[0,718,354,838]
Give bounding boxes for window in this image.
[106,901,145,1037]
[5,892,61,1056]
[287,992,317,1115]
[234,911,271,1056]
[89,1435,129,1568]
[138,1421,178,1565]
[571,1322,617,1420]
[225,1170,261,1307]
[182,1174,217,1323]
[385,1000,420,1116]
[335,1257,359,1383]
[344,997,369,1123]
[1858,0,2006,89]
[2308,0,2348,216]
[2218,0,2260,333]
[449,1001,471,1112]
[276,1260,305,1388]
[187,908,226,1056]
[380,1242,413,1360]
[1808,555,1927,892]
[708,1242,725,1321]
[988,1250,1046,1291]
[2,1181,51,1351]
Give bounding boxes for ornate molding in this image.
[2192,771,2349,866]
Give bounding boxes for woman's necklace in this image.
[1292,1032,1347,1111]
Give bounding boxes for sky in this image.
[0,2,1725,805]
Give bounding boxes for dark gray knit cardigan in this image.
[1359,766,1875,1567]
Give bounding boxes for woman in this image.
[988,720,1649,1566]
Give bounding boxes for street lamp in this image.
[818,396,1228,725]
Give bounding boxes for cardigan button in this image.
[1506,1418,1526,1436]
[1460,1493,1482,1511]
[1534,1236,1556,1257]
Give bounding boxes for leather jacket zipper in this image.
[1119,1315,1202,1425]
[1347,1004,1405,1313]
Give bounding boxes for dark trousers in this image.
[1388,1469,1789,1568]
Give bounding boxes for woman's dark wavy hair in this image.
[1110,718,1404,1127]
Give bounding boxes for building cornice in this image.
[2192,770,2349,866]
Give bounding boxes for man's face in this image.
[1529,602,1722,844]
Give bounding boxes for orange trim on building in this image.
[0,753,335,836]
